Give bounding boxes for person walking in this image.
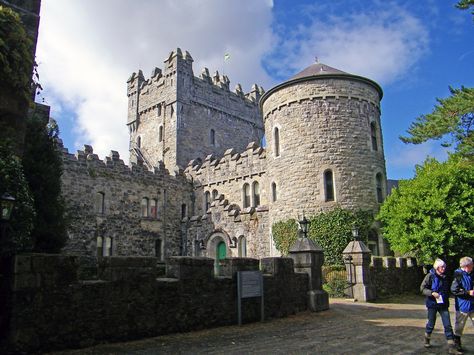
[420,258,461,354]
[451,256,474,354]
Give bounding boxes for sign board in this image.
[237,271,264,325]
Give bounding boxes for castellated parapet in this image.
[126,48,265,172]
[59,141,194,258]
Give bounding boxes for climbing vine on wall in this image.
[272,207,374,266]
[0,5,34,103]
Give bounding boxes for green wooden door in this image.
[217,241,226,261]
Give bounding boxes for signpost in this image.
[237,270,264,326]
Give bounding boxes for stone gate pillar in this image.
[342,240,376,301]
[288,238,329,311]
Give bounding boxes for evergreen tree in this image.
[400,86,474,159]
[22,114,67,253]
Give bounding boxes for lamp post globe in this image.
[1,193,15,221]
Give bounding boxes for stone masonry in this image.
[60,49,390,260]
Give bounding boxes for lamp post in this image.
[299,214,309,239]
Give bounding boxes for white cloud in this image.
[36,0,275,160]
[385,141,451,179]
[266,3,429,86]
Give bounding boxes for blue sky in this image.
[35,0,474,180]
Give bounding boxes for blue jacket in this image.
[420,268,450,308]
[451,268,474,313]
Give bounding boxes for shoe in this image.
[424,333,431,348]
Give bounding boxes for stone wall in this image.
[262,77,387,223]
[60,143,193,258]
[127,48,264,171]
[186,141,267,215]
[371,256,424,297]
[4,254,309,353]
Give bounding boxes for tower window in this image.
[136,136,141,148]
[271,182,277,202]
[324,170,335,202]
[376,173,384,203]
[95,192,105,214]
[157,104,161,116]
[210,129,216,146]
[252,181,260,207]
[150,198,158,218]
[204,191,211,211]
[181,203,187,218]
[371,122,378,151]
[243,183,250,208]
[212,189,218,201]
[141,197,149,217]
[273,127,280,157]
[159,125,163,142]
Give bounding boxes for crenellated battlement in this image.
[58,140,188,180]
[185,141,266,188]
[127,48,265,115]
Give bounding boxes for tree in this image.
[22,114,68,253]
[456,0,474,20]
[0,5,33,103]
[0,143,35,256]
[377,155,474,265]
[400,86,474,159]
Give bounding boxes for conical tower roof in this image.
[290,62,347,80]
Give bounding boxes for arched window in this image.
[204,191,211,211]
[212,189,218,201]
[157,104,162,116]
[158,125,163,142]
[210,129,216,146]
[371,122,378,151]
[97,236,103,257]
[271,182,277,202]
[155,239,163,260]
[104,237,113,256]
[252,181,260,207]
[376,173,384,203]
[243,183,251,208]
[324,170,335,202]
[150,198,157,218]
[141,197,149,217]
[181,203,187,218]
[95,192,105,214]
[238,236,247,257]
[273,127,280,157]
[136,135,141,148]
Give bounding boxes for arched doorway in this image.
[207,231,229,275]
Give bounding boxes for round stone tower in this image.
[260,63,387,223]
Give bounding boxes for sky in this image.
[35,0,474,180]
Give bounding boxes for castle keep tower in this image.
[260,63,387,224]
[127,48,264,172]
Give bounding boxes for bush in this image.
[272,207,374,265]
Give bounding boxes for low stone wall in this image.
[371,256,424,297]
[3,254,309,353]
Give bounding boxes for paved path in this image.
[49,295,473,355]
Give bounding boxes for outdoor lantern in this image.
[351,225,359,241]
[1,193,15,221]
[299,214,309,238]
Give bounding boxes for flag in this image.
[224,53,231,61]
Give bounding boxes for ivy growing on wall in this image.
[0,5,34,103]
[272,207,374,266]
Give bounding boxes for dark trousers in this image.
[426,307,454,340]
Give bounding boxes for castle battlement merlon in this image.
[61,144,182,181]
[185,142,267,188]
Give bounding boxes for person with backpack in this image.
[420,258,461,354]
[450,256,474,354]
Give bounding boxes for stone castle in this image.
[60,48,390,261]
